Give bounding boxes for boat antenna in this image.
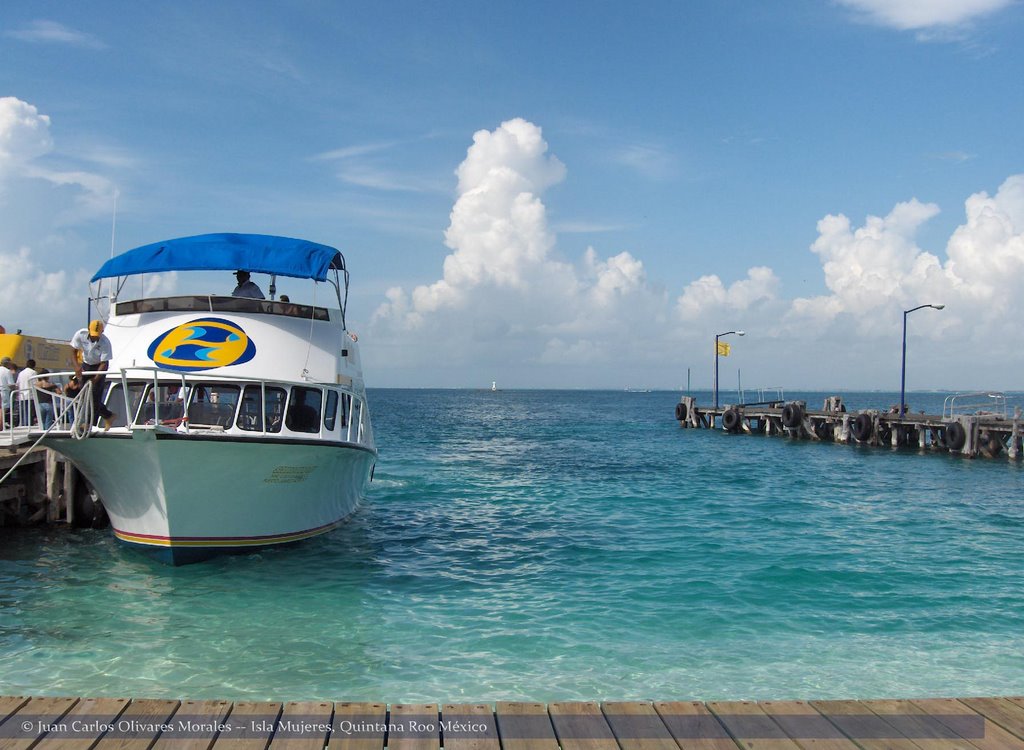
[110,188,119,259]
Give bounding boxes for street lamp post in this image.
[900,304,944,418]
[714,330,745,411]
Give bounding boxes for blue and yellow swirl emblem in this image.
[147,318,256,372]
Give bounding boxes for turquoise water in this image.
[1,389,1023,701]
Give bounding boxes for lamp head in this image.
[737,331,746,336]
[934,304,945,310]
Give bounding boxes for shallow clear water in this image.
[1,389,1023,701]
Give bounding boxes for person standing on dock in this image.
[0,357,15,428]
[15,358,37,426]
[70,320,115,429]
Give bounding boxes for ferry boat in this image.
[36,233,377,564]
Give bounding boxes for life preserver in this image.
[781,403,803,429]
[852,413,873,442]
[945,422,966,451]
[722,408,741,433]
[675,402,688,421]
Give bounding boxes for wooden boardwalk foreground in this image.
[3,696,1024,750]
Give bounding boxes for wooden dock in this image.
[675,395,1024,459]
[0,446,77,527]
[2,696,1024,750]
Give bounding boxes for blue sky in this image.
[2,0,1023,390]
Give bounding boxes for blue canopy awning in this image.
[91,233,345,282]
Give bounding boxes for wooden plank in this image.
[961,700,1024,742]
[440,704,498,750]
[211,702,282,750]
[859,699,974,750]
[602,702,677,750]
[911,698,1024,750]
[326,702,386,750]
[706,701,801,750]
[549,702,618,750]
[34,697,130,750]
[810,700,923,750]
[151,700,232,750]
[266,701,332,750]
[0,696,80,750]
[93,699,181,750]
[0,699,30,727]
[494,702,558,750]
[757,701,864,750]
[653,701,737,750]
[387,704,439,750]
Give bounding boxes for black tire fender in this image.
[945,422,966,451]
[852,413,873,442]
[675,402,688,421]
[722,408,741,433]
[781,403,803,429]
[814,420,833,441]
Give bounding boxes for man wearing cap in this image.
[232,270,265,299]
[0,357,15,428]
[70,320,115,429]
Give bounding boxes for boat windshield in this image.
[114,296,331,321]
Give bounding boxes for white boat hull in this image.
[47,429,375,564]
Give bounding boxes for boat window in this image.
[135,383,188,425]
[324,390,339,431]
[237,385,261,431]
[285,386,322,434]
[103,381,148,428]
[115,295,330,320]
[186,383,240,428]
[237,385,288,433]
[265,388,286,433]
[350,397,362,441]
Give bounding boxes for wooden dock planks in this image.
[210,701,282,750]
[326,702,385,750]
[387,703,439,750]
[1,697,1022,750]
[440,703,498,750]
[602,701,678,750]
[495,702,558,750]
[653,701,737,750]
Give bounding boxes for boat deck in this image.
[2,695,1024,750]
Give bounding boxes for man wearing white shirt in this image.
[15,358,37,426]
[70,319,115,429]
[0,357,15,428]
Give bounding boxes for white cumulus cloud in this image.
[836,0,1015,29]
[368,115,1024,389]
[0,97,53,182]
[370,118,673,382]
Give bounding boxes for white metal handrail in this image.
[943,391,1008,419]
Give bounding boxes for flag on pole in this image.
[717,341,731,357]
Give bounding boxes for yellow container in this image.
[0,333,77,373]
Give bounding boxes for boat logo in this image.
[147,318,256,371]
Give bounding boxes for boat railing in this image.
[942,391,1008,420]
[19,367,370,446]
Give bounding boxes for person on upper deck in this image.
[232,270,265,299]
